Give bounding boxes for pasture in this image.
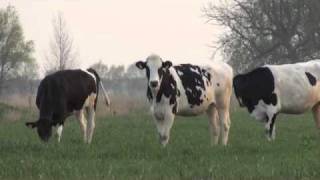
[0,104,319,179]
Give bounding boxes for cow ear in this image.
[162,61,172,69]
[136,61,146,70]
[26,122,37,129]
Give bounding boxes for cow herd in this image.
[25,54,320,147]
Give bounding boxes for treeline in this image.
[90,61,145,80]
[2,62,147,96]
[205,0,320,73]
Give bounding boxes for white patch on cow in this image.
[82,93,97,108]
[81,69,96,82]
[56,125,63,142]
[74,110,87,143]
[146,54,163,85]
[177,70,184,76]
[250,98,279,140]
[265,124,276,141]
[86,106,96,144]
[190,67,200,74]
[186,88,192,93]
[196,86,203,90]
[250,100,278,122]
[73,92,97,144]
[151,96,175,146]
[266,60,320,114]
[73,93,97,144]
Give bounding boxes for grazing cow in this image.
[136,54,233,146]
[26,68,110,143]
[233,60,320,141]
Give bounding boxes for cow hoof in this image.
[221,142,228,146]
[266,136,272,142]
[160,140,168,147]
[266,135,275,142]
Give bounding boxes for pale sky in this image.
[0,0,224,70]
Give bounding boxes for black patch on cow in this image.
[144,66,169,102]
[146,66,150,79]
[174,64,211,108]
[154,69,179,114]
[143,65,153,102]
[147,87,153,102]
[233,67,277,113]
[305,72,317,86]
[31,69,100,141]
[263,93,277,106]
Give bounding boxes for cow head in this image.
[26,118,52,142]
[136,54,172,92]
[233,74,247,107]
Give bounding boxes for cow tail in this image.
[87,68,111,107]
[99,81,111,106]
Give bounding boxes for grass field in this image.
[0,104,319,179]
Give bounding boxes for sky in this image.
[0,0,225,70]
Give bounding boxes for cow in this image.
[136,54,233,146]
[233,60,320,141]
[26,68,110,143]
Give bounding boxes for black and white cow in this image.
[233,60,320,141]
[136,54,233,146]
[26,68,110,143]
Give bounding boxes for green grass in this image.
[0,107,319,179]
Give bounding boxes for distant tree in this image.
[90,61,109,79]
[0,6,36,96]
[17,61,38,107]
[108,65,125,80]
[125,63,144,78]
[204,0,320,72]
[45,12,77,74]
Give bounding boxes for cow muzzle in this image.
[150,81,159,88]
[159,134,169,147]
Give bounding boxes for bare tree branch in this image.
[44,12,77,74]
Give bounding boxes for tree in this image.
[17,61,38,107]
[125,63,144,78]
[45,12,76,74]
[108,65,125,80]
[205,0,320,73]
[90,61,109,79]
[0,6,35,96]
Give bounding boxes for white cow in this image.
[233,60,320,140]
[136,54,233,146]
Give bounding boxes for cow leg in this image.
[75,110,87,143]
[86,107,96,144]
[56,124,63,142]
[218,107,231,145]
[265,113,277,141]
[312,104,320,129]
[207,104,220,146]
